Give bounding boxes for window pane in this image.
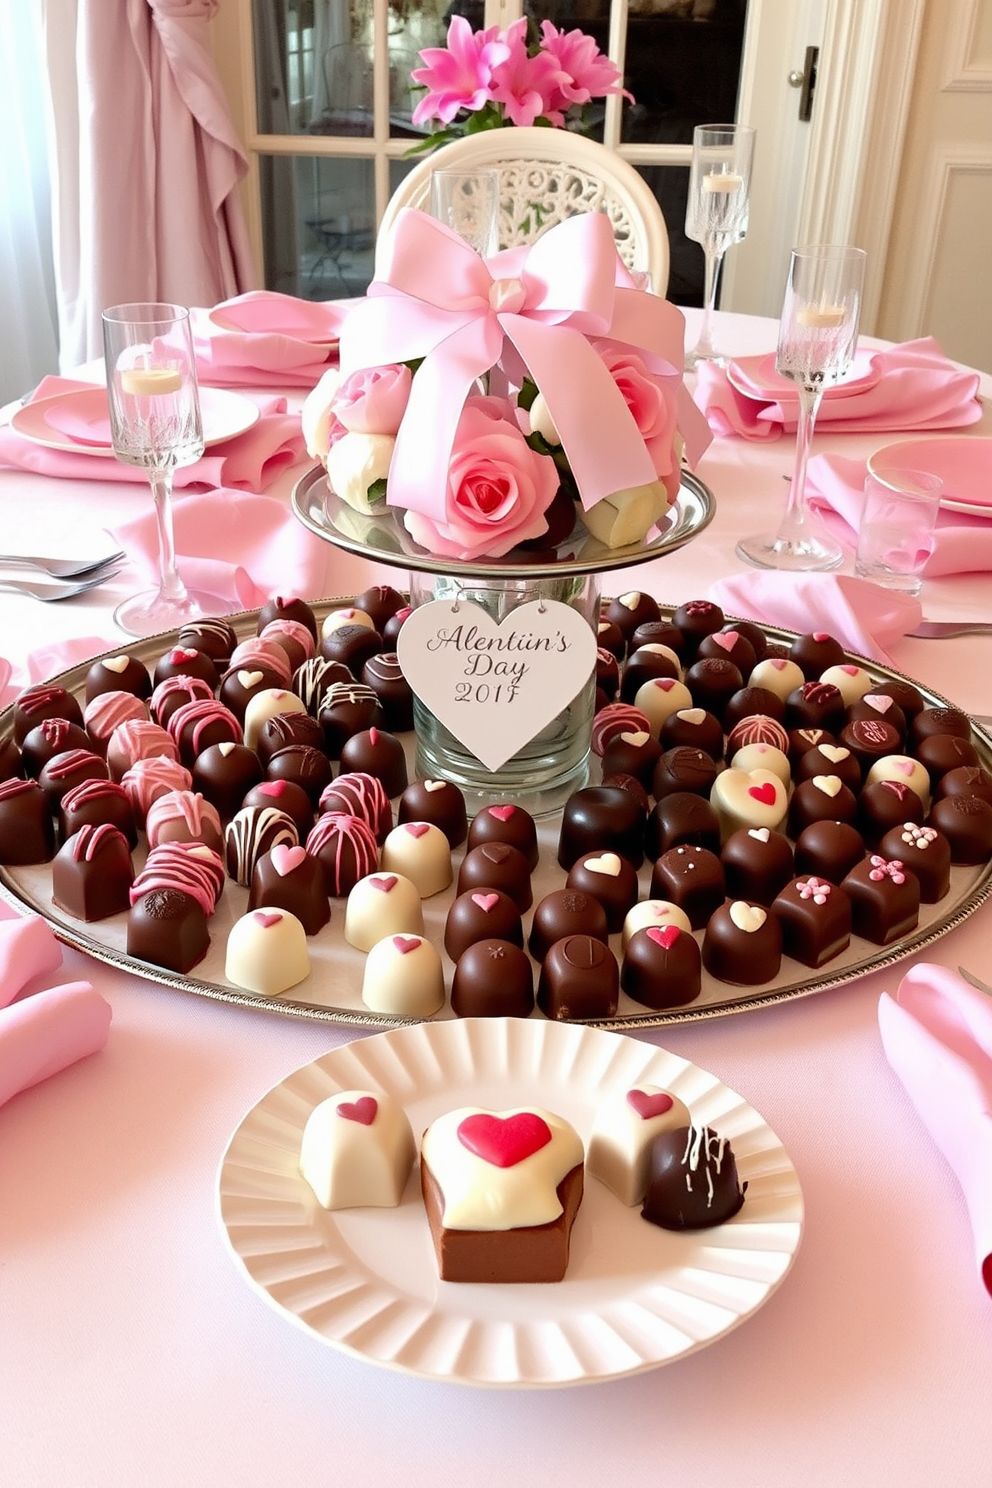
[260,155,375,299]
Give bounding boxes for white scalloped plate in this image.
[216,1019,804,1388]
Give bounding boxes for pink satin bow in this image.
[338,208,707,521]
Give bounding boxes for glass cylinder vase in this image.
[406,569,601,817]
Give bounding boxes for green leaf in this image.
[366,479,388,507]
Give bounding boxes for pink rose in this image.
[592,340,680,482]
[402,396,559,560]
[333,363,412,436]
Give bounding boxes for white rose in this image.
[326,431,395,512]
[581,480,669,549]
[301,367,341,461]
[528,392,561,446]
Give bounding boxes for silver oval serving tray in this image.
[291,463,715,580]
[0,603,990,1029]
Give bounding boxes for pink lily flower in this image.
[538,20,633,116]
[411,16,510,126]
[489,18,571,129]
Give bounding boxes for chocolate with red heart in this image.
[248,842,331,935]
[338,726,408,799]
[242,778,315,838]
[467,802,539,870]
[788,630,846,680]
[457,841,533,912]
[444,887,523,962]
[152,646,218,690]
[621,923,701,1009]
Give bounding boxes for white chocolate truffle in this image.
[749,656,805,702]
[864,754,931,806]
[820,663,874,706]
[621,899,692,951]
[633,676,694,737]
[729,742,792,787]
[421,1107,584,1230]
[344,870,424,952]
[361,933,445,1017]
[300,1088,416,1210]
[710,767,788,839]
[242,687,308,750]
[225,907,310,996]
[379,821,452,897]
[587,1083,691,1206]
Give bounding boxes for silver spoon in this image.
[0,550,126,581]
[0,571,121,602]
[908,620,992,639]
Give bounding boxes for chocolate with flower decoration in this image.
[301,210,711,564]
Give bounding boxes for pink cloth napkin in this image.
[0,378,305,492]
[695,338,983,441]
[192,291,349,388]
[0,913,112,1110]
[108,487,336,609]
[707,571,923,666]
[806,453,992,577]
[878,964,992,1300]
[0,637,117,710]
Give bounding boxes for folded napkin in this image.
[878,964,992,1300]
[707,571,922,666]
[108,486,337,609]
[695,338,983,441]
[0,378,305,492]
[806,453,992,578]
[0,914,111,1110]
[0,637,117,710]
[192,291,349,388]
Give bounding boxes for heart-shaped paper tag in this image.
[457,1111,552,1168]
[397,600,596,773]
[336,1096,378,1125]
[626,1088,675,1119]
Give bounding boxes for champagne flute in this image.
[684,124,756,370]
[736,244,867,571]
[429,168,500,256]
[102,303,215,637]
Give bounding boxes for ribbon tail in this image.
[506,316,656,509]
[387,317,503,522]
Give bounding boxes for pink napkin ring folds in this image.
[302,208,712,561]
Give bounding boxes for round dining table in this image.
[2,310,991,1488]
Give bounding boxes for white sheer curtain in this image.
[0,0,59,404]
[41,0,257,368]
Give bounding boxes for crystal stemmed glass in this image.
[102,303,214,637]
[684,124,756,371]
[736,244,867,571]
[429,168,500,256]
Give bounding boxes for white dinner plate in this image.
[726,349,879,404]
[216,1018,804,1388]
[868,435,992,516]
[9,386,260,456]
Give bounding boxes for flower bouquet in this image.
[407,16,633,152]
[302,207,711,565]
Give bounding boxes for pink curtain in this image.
[43,0,257,367]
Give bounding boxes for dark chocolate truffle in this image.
[771,875,852,968]
[467,803,539,870]
[85,654,152,703]
[564,850,639,933]
[192,743,265,821]
[858,778,926,846]
[52,824,134,921]
[257,596,318,643]
[338,726,408,799]
[59,778,137,849]
[787,775,858,835]
[247,844,331,935]
[878,823,951,902]
[177,616,237,670]
[305,810,379,896]
[450,940,534,1019]
[658,708,725,761]
[0,779,56,863]
[318,681,384,757]
[604,590,660,641]
[721,826,795,905]
[537,934,620,1021]
[789,630,845,680]
[266,744,334,805]
[558,785,645,870]
[361,652,413,732]
[652,746,718,801]
[620,644,680,700]
[319,771,393,844]
[528,888,609,962]
[127,887,209,973]
[444,887,523,961]
[22,717,91,777]
[12,684,83,745]
[650,844,725,929]
[352,584,406,633]
[225,804,300,888]
[793,819,866,884]
[645,792,722,860]
[702,900,783,984]
[696,626,756,675]
[642,1125,745,1229]
[457,841,533,912]
[927,794,992,865]
[397,778,467,848]
[243,778,315,839]
[842,854,921,944]
[671,599,725,658]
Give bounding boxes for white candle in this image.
[797,304,845,329]
[121,367,183,396]
[703,172,743,193]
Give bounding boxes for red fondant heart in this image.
[712,631,737,651]
[252,911,282,929]
[457,1111,552,1168]
[336,1096,377,1125]
[404,822,429,838]
[370,874,397,892]
[748,782,778,805]
[488,805,516,821]
[646,925,681,950]
[653,678,676,692]
[471,892,500,912]
[626,1088,675,1120]
[257,780,287,796]
[392,935,421,954]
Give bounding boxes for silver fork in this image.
[0,550,126,580]
[0,571,121,602]
[908,620,992,639]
